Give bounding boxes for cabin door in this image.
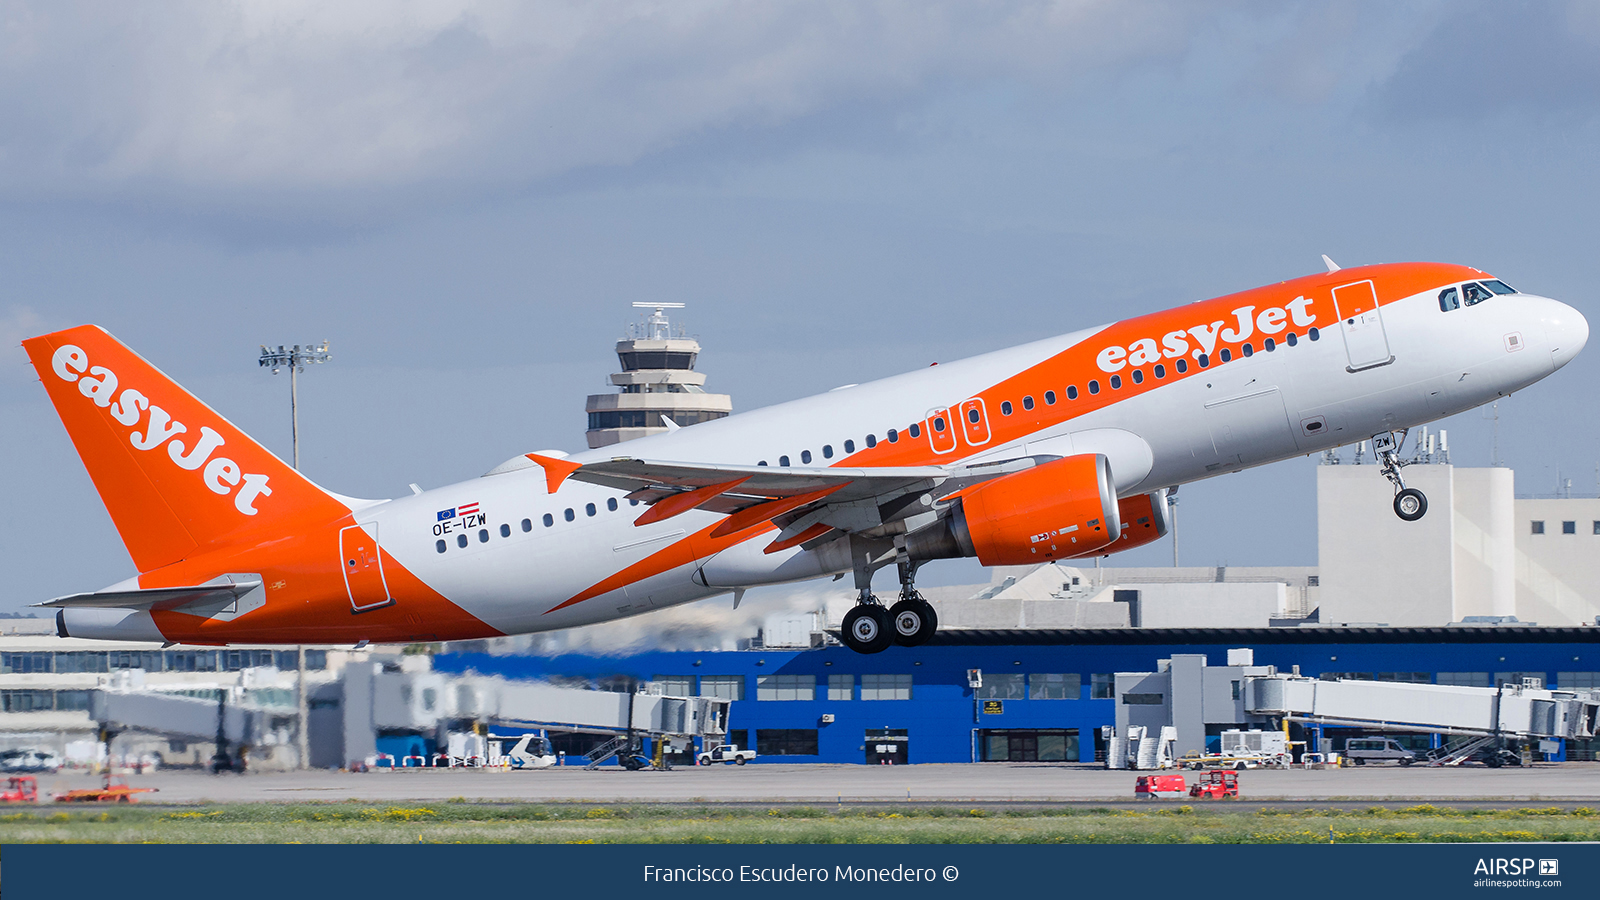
[1332,280,1394,371]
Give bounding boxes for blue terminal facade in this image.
[434,627,1600,764]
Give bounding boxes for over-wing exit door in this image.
[1332,280,1394,371]
[340,523,393,613]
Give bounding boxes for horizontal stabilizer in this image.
[37,578,261,612]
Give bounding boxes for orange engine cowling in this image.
[950,453,1120,566]
[1069,489,1171,558]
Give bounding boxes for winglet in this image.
[659,415,681,432]
[1322,254,1341,272]
[526,453,582,494]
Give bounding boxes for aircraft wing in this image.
[537,453,1045,551]
[36,579,262,612]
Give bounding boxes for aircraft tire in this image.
[889,599,938,647]
[841,605,894,654]
[1394,488,1427,521]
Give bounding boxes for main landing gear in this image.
[839,557,938,654]
[1373,430,1428,522]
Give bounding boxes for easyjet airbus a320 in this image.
[23,260,1588,653]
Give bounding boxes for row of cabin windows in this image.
[1530,520,1600,535]
[435,497,641,553]
[753,329,1325,466]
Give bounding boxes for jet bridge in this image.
[1245,675,1600,744]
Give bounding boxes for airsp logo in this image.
[51,344,273,516]
[1473,858,1548,876]
[1540,859,1559,876]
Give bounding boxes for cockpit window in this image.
[1482,279,1516,295]
[1438,287,1460,312]
[1463,282,1493,306]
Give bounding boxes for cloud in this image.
[0,0,1222,208]
[1371,0,1600,124]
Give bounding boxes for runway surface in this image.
[32,762,1600,805]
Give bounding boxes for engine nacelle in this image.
[1069,490,1170,558]
[910,453,1120,567]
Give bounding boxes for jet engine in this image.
[905,453,1120,566]
[1070,489,1171,558]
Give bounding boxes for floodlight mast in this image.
[255,340,329,773]
[256,342,331,471]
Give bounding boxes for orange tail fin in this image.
[23,325,354,573]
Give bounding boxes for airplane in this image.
[22,260,1588,654]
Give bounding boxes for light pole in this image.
[258,342,331,470]
[257,340,330,770]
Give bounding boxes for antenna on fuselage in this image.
[1321,254,1341,273]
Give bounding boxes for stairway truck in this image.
[696,744,756,765]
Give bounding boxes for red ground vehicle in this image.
[1188,770,1240,799]
[0,776,38,803]
[1134,774,1188,799]
[55,774,157,803]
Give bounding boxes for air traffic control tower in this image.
[584,303,732,448]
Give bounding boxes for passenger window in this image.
[586,503,596,517]
[1044,391,1056,405]
[780,455,790,466]
[909,423,921,438]
[933,417,946,433]
[866,434,877,448]
[543,513,554,527]
[801,450,812,464]
[1088,380,1100,395]
[1438,287,1460,311]
[1483,280,1516,295]
[630,499,639,506]
[607,498,618,511]
[1264,338,1275,352]
[1309,327,1321,341]
[1067,386,1078,400]
[500,523,511,538]
[457,534,468,548]
[1022,396,1034,410]
[1198,354,1210,367]
[823,444,834,458]
[1153,364,1165,379]
[1110,374,1122,389]
[564,508,575,522]
[1286,332,1297,347]
[844,440,855,453]
[1464,282,1493,306]
[1220,348,1232,362]
[1242,343,1253,357]
[887,430,898,443]
[1176,359,1188,373]
[758,460,768,466]
[1001,401,1013,415]
[436,539,446,554]
[1131,370,1144,384]
[968,408,981,423]
[521,518,532,532]
[479,529,489,542]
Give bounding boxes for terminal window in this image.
[698,675,745,701]
[1594,521,1600,535]
[860,674,912,700]
[756,674,815,701]
[1375,672,1430,683]
[828,674,853,701]
[1028,673,1081,699]
[1437,672,1491,687]
[1564,521,1577,534]
[1531,520,1545,534]
[975,673,1025,700]
[1090,674,1114,699]
[653,675,692,696]
[1558,672,1600,689]
[0,652,52,675]
[755,728,818,756]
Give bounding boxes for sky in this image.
[3,0,1600,615]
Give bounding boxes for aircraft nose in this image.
[1547,299,1589,371]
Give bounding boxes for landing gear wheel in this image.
[841,604,894,654]
[1394,488,1428,521]
[889,599,938,647]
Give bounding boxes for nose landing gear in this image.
[1373,430,1428,521]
